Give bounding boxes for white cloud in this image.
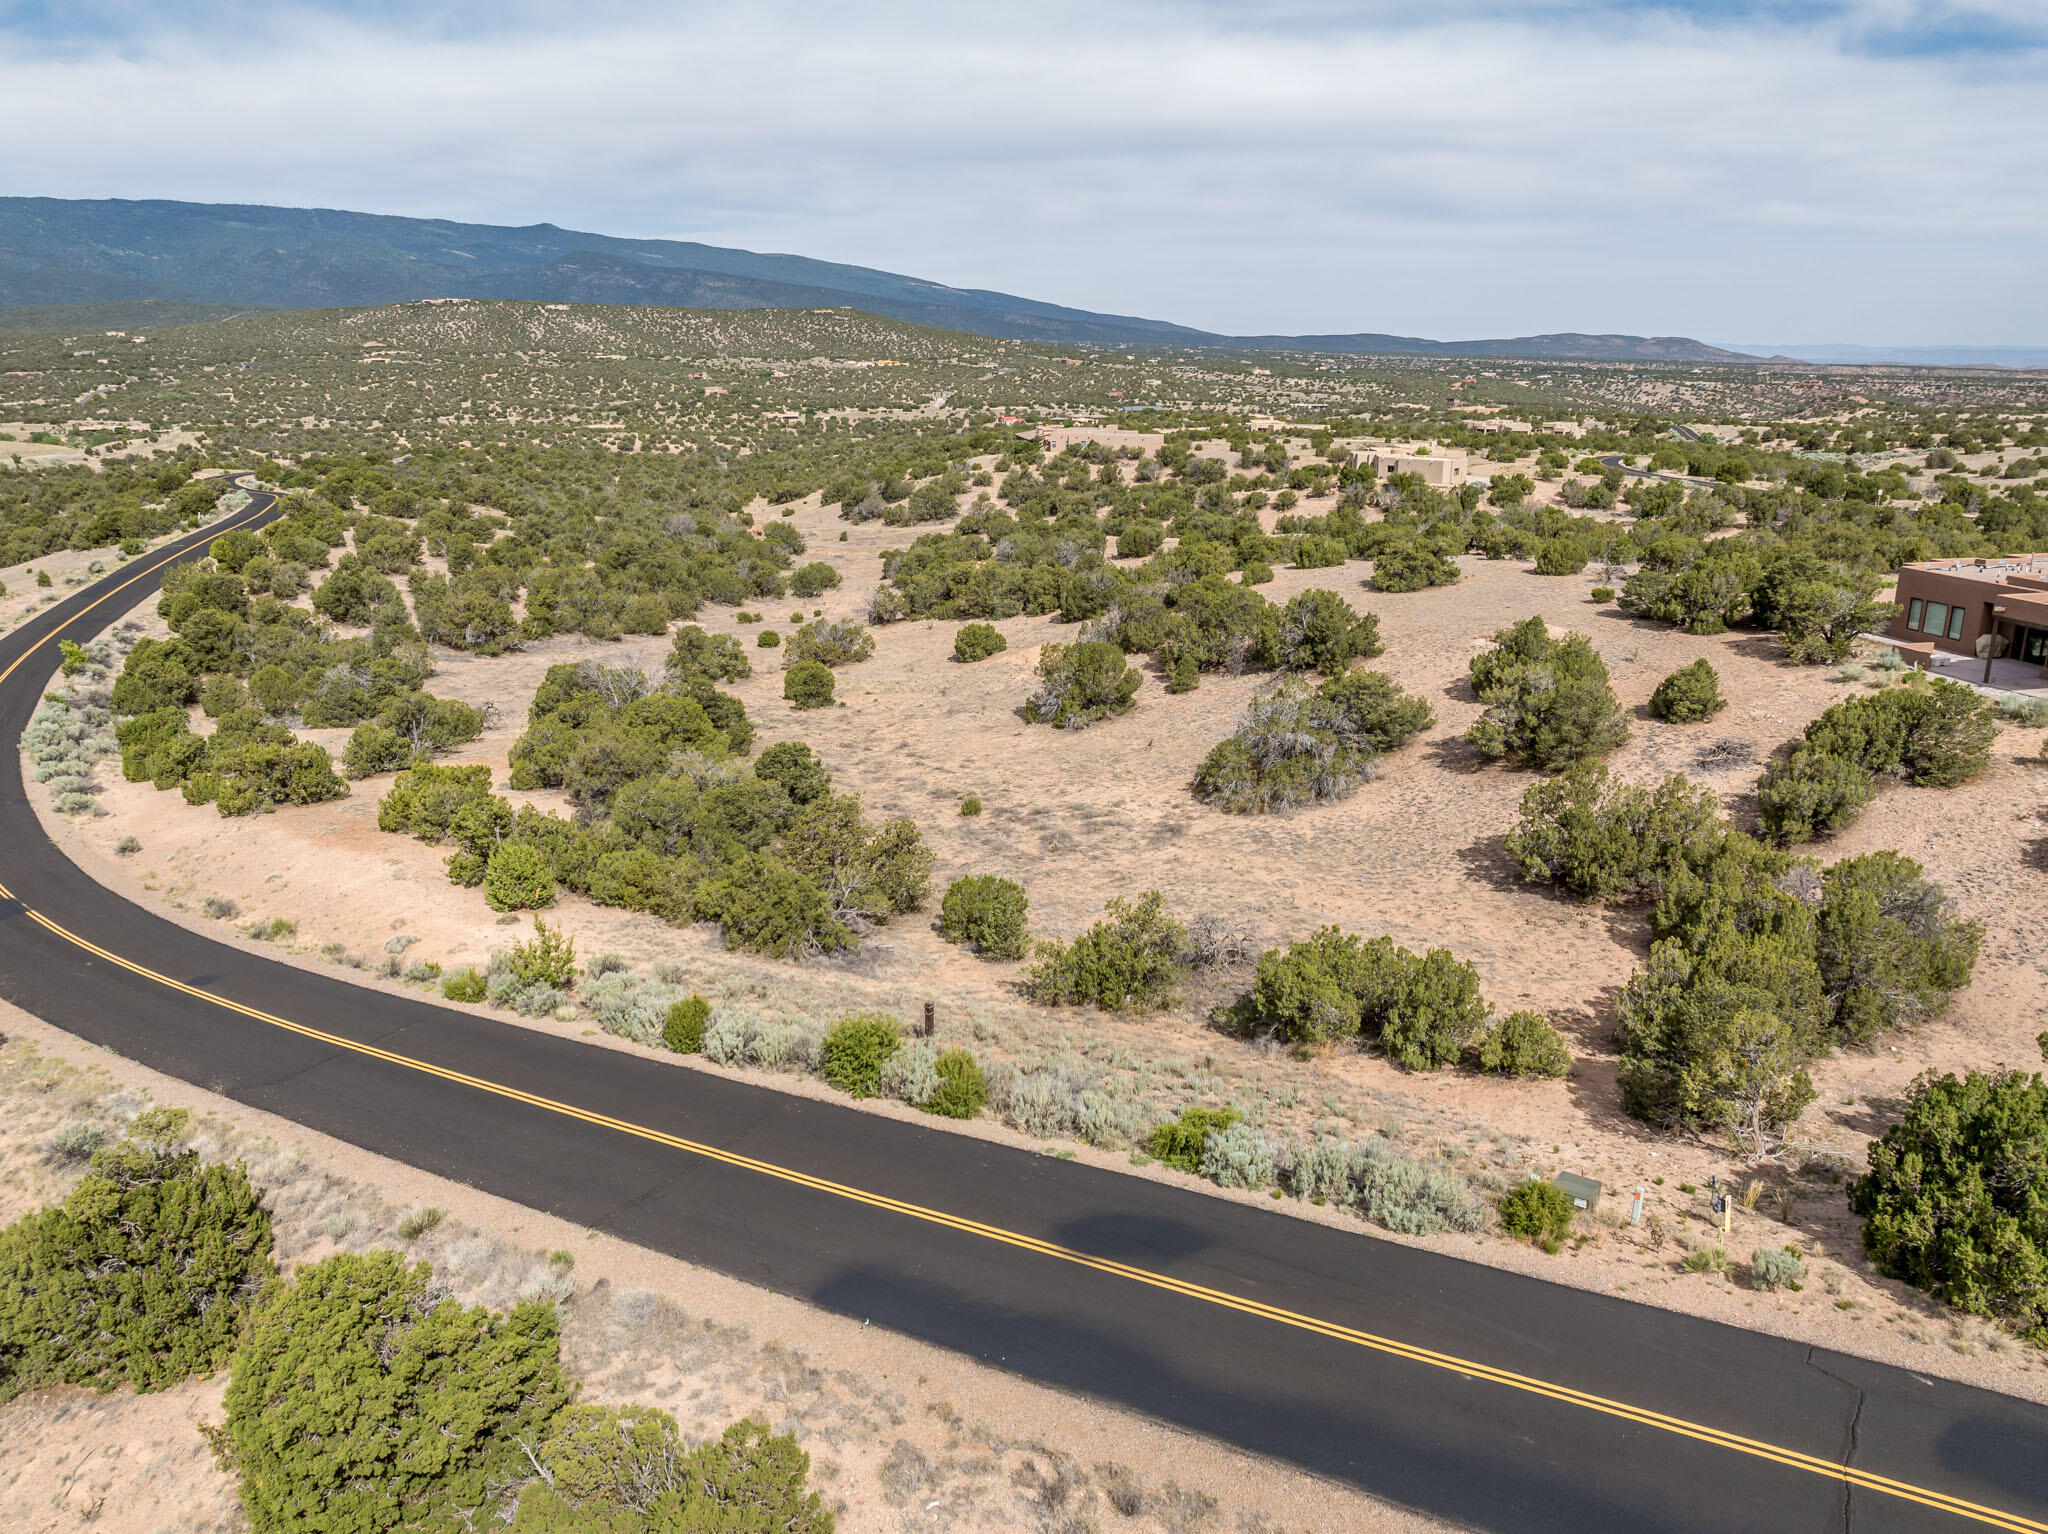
[0,0,2041,342]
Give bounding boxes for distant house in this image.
[1344,447,1470,487]
[1887,556,2048,671]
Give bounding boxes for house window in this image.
[1907,598,1924,630]
[1924,601,1948,637]
[1948,605,1966,641]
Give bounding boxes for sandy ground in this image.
[0,1010,1447,1534]
[13,482,2048,1421]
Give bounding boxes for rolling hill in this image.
[0,196,1753,362]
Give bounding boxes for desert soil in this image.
[11,472,2048,1509]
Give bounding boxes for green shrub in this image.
[1816,851,1981,1043]
[217,1250,569,1534]
[1532,537,1590,576]
[953,622,1007,662]
[938,875,1029,960]
[379,762,495,842]
[1026,891,1187,1011]
[757,629,780,647]
[925,1050,988,1119]
[508,1407,831,1534]
[506,917,578,988]
[1024,640,1140,728]
[1504,763,1725,903]
[789,561,842,598]
[959,795,982,816]
[1760,680,1997,843]
[442,968,487,1003]
[754,740,832,804]
[1751,1246,1807,1291]
[1232,927,1411,1045]
[1193,669,1432,813]
[1149,1107,1242,1173]
[694,853,854,959]
[666,625,750,686]
[1381,948,1490,1071]
[663,995,710,1052]
[0,1140,274,1403]
[1475,1010,1571,1077]
[1589,586,1616,602]
[1649,659,1726,723]
[1757,745,1876,844]
[1498,1180,1577,1245]
[485,840,557,911]
[1613,928,1823,1149]
[1372,541,1459,592]
[1850,1067,2048,1342]
[785,660,835,709]
[1257,589,1383,675]
[1465,619,1628,770]
[786,619,873,668]
[821,1013,900,1098]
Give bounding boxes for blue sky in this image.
[1,0,2041,343]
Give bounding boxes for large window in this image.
[1908,597,1925,630]
[1948,604,1966,641]
[1923,601,1948,637]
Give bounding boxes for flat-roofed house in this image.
[1887,556,2048,675]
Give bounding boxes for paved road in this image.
[3,499,2045,1534]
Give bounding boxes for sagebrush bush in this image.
[1026,891,1187,1010]
[938,875,1029,960]
[0,1140,275,1403]
[953,622,1007,662]
[1200,1123,1280,1189]
[1498,1180,1577,1245]
[821,1013,900,1098]
[1751,1246,1807,1291]
[1649,658,1726,723]
[1475,1010,1572,1077]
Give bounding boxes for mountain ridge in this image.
[0,195,1752,362]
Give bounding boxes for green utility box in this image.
[1554,1173,1603,1213]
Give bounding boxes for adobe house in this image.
[1341,447,1470,487]
[1886,556,2048,673]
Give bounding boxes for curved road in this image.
[2,499,2045,1534]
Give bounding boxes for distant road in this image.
[3,504,2046,1534]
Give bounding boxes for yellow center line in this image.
[3,504,2042,1534]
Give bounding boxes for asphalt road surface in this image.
[3,497,2044,1534]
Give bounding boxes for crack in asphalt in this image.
[1805,1347,1869,1534]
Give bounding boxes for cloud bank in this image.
[2,0,2041,343]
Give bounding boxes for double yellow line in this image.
[3,503,2042,1533]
